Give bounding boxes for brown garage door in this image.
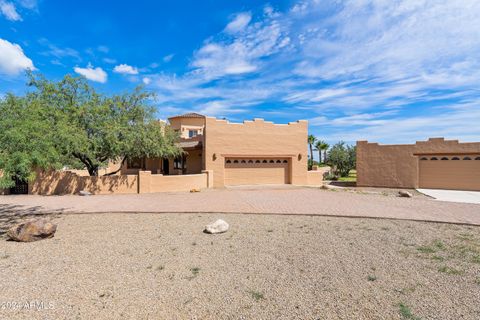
[224,158,290,185]
[419,155,480,191]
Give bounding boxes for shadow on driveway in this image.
[0,204,64,237]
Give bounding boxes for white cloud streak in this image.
[74,64,107,83]
[113,64,139,75]
[0,0,21,21]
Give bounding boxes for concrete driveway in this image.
[1,186,480,225]
[417,188,480,204]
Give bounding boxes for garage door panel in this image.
[224,158,290,185]
[419,156,480,191]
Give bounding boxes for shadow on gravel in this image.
[0,204,64,237]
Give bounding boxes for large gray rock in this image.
[204,219,229,234]
[398,190,413,198]
[7,219,57,242]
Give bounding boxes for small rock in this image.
[204,219,229,234]
[7,219,57,242]
[79,190,92,196]
[190,189,200,193]
[398,190,413,198]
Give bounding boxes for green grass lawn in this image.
[338,170,357,182]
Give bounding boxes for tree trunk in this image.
[87,165,99,177]
[309,144,313,162]
[103,156,127,176]
[318,150,322,164]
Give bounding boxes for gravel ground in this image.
[0,213,479,320]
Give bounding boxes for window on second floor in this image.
[188,130,198,138]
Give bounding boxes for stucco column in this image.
[138,171,152,194]
[201,170,214,188]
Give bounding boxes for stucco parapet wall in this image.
[205,116,308,127]
[358,138,480,153]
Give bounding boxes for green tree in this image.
[0,94,64,188]
[327,141,356,177]
[0,73,182,187]
[307,134,316,169]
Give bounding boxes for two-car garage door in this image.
[419,155,480,191]
[224,158,290,185]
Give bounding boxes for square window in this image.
[188,130,198,138]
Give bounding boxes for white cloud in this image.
[142,77,151,85]
[74,64,107,83]
[163,54,174,63]
[113,64,139,75]
[191,13,290,79]
[18,0,37,9]
[97,45,109,53]
[0,38,34,75]
[0,1,21,21]
[145,0,480,144]
[224,12,252,33]
[103,57,116,64]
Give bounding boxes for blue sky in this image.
[1,0,480,145]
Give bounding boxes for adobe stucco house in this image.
[357,138,480,191]
[19,113,324,195]
[122,113,322,188]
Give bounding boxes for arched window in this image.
[255,160,261,163]
[452,157,460,160]
[463,157,472,160]
[248,160,253,163]
[262,160,267,163]
[475,157,480,160]
[430,157,438,160]
[420,157,428,160]
[441,157,449,160]
[276,160,281,163]
[269,160,275,163]
[233,160,239,164]
[283,160,288,163]
[226,159,231,164]
[241,160,246,163]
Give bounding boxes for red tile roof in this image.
[168,112,205,119]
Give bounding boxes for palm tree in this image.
[315,140,330,164]
[321,141,329,164]
[314,140,323,164]
[308,134,316,164]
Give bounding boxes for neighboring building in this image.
[122,113,315,188]
[357,138,480,191]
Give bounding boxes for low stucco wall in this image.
[139,171,208,193]
[29,170,138,195]
[306,167,330,185]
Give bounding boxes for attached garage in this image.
[224,158,290,185]
[419,155,480,191]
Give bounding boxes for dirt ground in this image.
[0,213,479,319]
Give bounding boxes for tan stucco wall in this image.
[186,149,203,174]
[29,170,138,195]
[307,167,330,186]
[204,117,308,188]
[169,117,205,139]
[139,171,208,193]
[357,138,480,189]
